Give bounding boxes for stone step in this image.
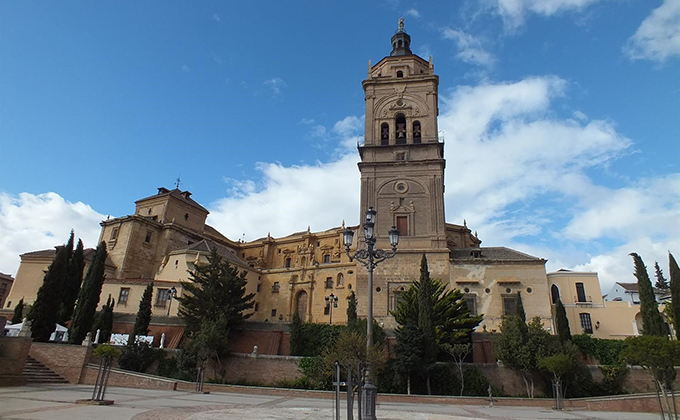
[22,356,69,384]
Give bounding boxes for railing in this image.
[358,134,444,147]
[575,296,593,304]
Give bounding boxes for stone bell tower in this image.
[359,18,446,251]
[356,19,450,327]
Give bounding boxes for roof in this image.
[450,247,544,262]
[136,187,209,213]
[20,247,116,267]
[0,272,13,282]
[177,239,248,267]
[615,282,667,294]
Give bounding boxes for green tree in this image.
[30,233,74,341]
[516,291,526,322]
[621,335,680,415]
[631,253,666,337]
[392,254,482,395]
[554,298,572,343]
[347,291,358,325]
[92,295,115,344]
[129,282,153,345]
[57,238,85,324]
[11,298,24,324]
[178,249,255,333]
[442,342,471,396]
[670,253,680,340]
[655,261,670,290]
[393,322,425,394]
[187,315,231,382]
[69,241,108,344]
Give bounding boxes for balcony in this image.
[575,296,593,305]
[358,134,445,147]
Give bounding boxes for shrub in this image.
[572,334,627,365]
[118,342,159,373]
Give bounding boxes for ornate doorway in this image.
[296,290,308,321]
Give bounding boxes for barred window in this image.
[580,313,593,334]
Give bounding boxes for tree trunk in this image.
[458,363,465,396]
[407,374,411,395]
[426,373,432,396]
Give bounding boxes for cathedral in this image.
[3,21,554,352]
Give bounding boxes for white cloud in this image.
[182,64,190,72]
[212,13,222,23]
[333,116,363,137]
[405,8,421,18]
[263,77,287,95]
[442,28,496,66]
[0,192,105,276]
[492,0,604,29]
[625,0,680,62]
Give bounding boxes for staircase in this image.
[22,356,69,384]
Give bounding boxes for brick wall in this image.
[0,336,31,386]
[221,353,302,384]
[230,329,291,355]
[80,365,178,390]
[29,342,91,383]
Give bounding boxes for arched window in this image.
[337,273,344,287]
[413,121,421,143]
[395,114,406,144]
[551,284,560,304]
[380,123,389,145]
[396,70,403,78]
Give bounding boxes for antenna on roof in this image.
[175,176,182,189]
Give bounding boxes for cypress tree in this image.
[30,233,73,341]
[631,253,666,337]
[347,291,358,326]
[670,253,680,339]
[417,254,436,395]
[554,298,571,343]
[92,295,115,344]
[129,282,154,345]
[57,238,85,324]
[516,291,526,322]
[11,298,25,324]
[654,261,669,290]
[69,241,108,344]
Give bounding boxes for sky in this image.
[0,0,678,292]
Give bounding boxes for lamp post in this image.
[325,293,339,324]
[166,286,177,316]
[343,206,399,420]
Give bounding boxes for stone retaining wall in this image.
[29,342,91,383]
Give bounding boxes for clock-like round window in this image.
[394,181,408,193]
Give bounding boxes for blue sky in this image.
[1,0,678,291]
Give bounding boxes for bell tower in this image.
[359,18,446,251]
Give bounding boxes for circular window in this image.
[464,287,470,293]
[348,270,354,275]
[397,99,404,106]
[400,286,405,291]
[376,287,382,293]
[394,181,408,193]
[526,287,533,294]
[506,288,512,294]
[485,288,491,294]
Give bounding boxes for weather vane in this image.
[175,176,181,189]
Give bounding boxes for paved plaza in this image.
[0,385,658,420]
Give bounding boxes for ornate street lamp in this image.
[325,293,339,324]
[343,206,399,420]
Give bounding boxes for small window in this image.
[272,282,280,293]
[551,284,560,304]
[324,305,330,315]
[155,288,170,308]
[254,302,259,312]
[396,70,404,78]
[256,284,262,293]
[502,294,518,316]
[576,283,587,302]
[381,123,389,145]
[413,121,421,143]
[580,313,593,334]
[396,152,406,161]
[110,227,119,240]
[323,254,330,264]
[325,277,333,289]
[184,213,189,221]
[464,294,477,315]
[145,231,152,243]
[271,309,277,317]
[396,216,408,237]
[147,208,152,215]
[118,288,130,306]
[174,260,179,268]
[337,273,344,287]
[285,258,292,268]
[7,301,11,308]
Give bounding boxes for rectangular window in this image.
[118,287,130,306]
[271,309,277,317]
[324,304,330,315]
[254,302,259,312]
[396,216,408,236]
[502,294,517,316]
[390,291,404,311]
[325,277,333,289]
[256,284,262,293]
[580,313,593,334]
[576,283,587,303]
[145,231,152,243]
[110,227,119,240]
[272,282,280,293]
[155,288,170,308]
[323,254,331,264]
[464,294,477,316]
[285,258,291,268]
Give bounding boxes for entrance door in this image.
[296,291,308,321]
